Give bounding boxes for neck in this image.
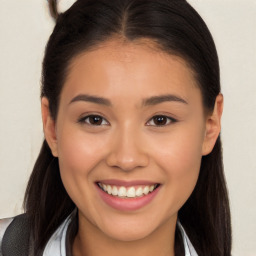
[72,213,177,256]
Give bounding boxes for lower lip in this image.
[95,184,160,211]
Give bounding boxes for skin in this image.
[42,39,223,256]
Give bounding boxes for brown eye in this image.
[79,115,109,126]
[88,116,103,125]
[146,115,176,126]
[153,116,168,125]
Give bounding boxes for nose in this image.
[106,128,149,171]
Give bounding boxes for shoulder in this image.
[0,217,14,255]
[0,217,14,234]
[1,211,74,256]
[0,217,14,240]
[0,214,30,256]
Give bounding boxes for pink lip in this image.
[95,181,161,211]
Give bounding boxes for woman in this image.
[0,0,231,255]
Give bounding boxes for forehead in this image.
[67,38,196,78]
[61,39,201,105]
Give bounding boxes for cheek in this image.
[57,128,107,174]
[150,125,205,205]
[56,127,108,206]
[153,126,204,170]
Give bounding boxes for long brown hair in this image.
[24,0,232,255]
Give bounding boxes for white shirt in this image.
[0,214,198,256]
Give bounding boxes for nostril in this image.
[106,153,149,171]
[105,137,150,171]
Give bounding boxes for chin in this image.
[98,214,167,243]
[103,225,154,242]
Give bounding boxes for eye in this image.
[78,115,109,126]
[146,115,177,126]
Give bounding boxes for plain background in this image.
[0,1,255,255]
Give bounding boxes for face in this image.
[44,39,215,242]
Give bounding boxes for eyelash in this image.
[78,115,109,126]
[146,115,177,126]
[78,114,177,127]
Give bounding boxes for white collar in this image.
[42,215,71,256]
[177,222,198,256]
[43,215,198,256]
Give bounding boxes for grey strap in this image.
[1,214,30,256]
[0,218,14,256]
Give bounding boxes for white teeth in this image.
[143,186,149,195]
[107,185,112,194]
[118,186,127,197]
[98,183,158,198]
[126,187,136,197]
[135,187,143,197]
[112,186,118,196]
[149,185,155,192]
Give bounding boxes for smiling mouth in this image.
[97,182,160,199]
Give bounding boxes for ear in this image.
[41,97,58,157]
[202,94,223,156]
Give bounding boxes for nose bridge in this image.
[106,123,149,171]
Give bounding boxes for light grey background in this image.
[0,1,255,255]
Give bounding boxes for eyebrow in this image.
[70,94,112,106]
[69,93,188,107]
[142,94,188,106]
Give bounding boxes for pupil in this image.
[154,116,166,125]
[89,116,102,125]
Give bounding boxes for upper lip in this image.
[96,179,159,186]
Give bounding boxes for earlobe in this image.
[41,97,58,157]
[202,94,223,156]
